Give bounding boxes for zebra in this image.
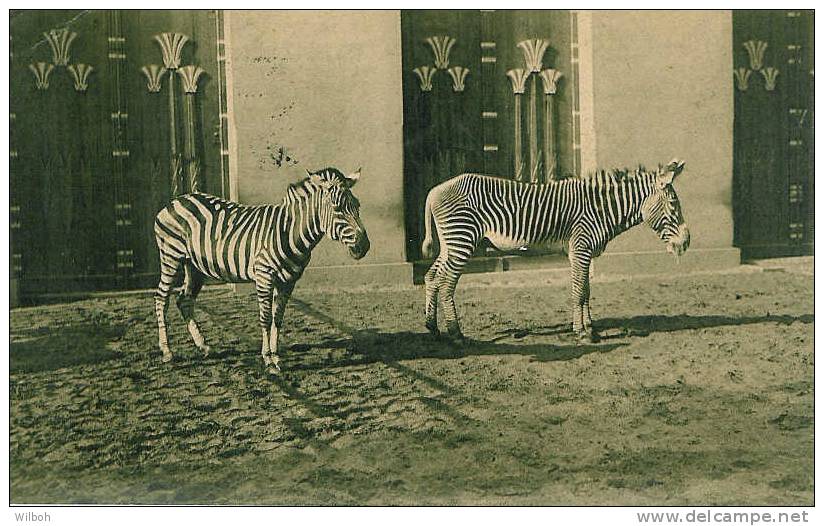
[153,167,370,372]
[421,159,690,343]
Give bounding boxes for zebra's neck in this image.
[278,186,327,252]
[573,172,656,237]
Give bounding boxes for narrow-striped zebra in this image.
[421,159,690,343]
[153,167,369,372]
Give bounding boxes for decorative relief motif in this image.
[540,69,563,181]
[28,62,55,90]
[178,65,205,93]
[150,32,193,196]
[507,38,562,182]
[517,39,549,72]
[186,158,201,193]
[155,32,189,69]
[760,67,779,91]
[413,66,436,92]
[44,28,77,66]
[425,36,456,69]
[446,66,469,92]
[506,68,529,94]
[788,183,803,203]
[506,68,529,180]
[413,36,469,94]
[743,40,768,70]
[539,68,563,94]
[179,65,206,192]
[733,67,752,91]
[786,44,803,65]
[170,156,183,196]
[67,63,93,92]
[141,64,167,93]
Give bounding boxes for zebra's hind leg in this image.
[176,262,210,356]
[424,258,443,336]
[155,252,184,363]
[438,248,475,344]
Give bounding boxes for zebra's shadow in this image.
[493,312,814,342]
[280,329,628,371]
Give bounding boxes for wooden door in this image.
[10,10,229,298]
[401,10,575,261]
[732,10,814,259]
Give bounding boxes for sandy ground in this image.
[9,259,813,505]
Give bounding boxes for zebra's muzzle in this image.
[348,234,370,260]
[666,224,690,256]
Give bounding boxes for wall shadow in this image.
[10,323,127,373]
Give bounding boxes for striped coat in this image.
[153,168,369,371]
[421,160,690,342]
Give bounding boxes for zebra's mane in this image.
[284,177,315,204]
[579,165,656,187]
[283,168,346,204]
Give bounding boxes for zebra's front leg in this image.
[266,282,295,374]
[255,269,276,369]
[155,254,182,363]
[155,293,173,363]
[569,247,597,343]
[583,302,594,331]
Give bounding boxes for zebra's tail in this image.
[421,191,439,259]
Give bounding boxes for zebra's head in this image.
[307,167,370,260]
[641,159,690,257]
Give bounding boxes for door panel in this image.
[10,10,228,297]
[732,10,814,259]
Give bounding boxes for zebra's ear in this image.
[658,159,685,187]
[343,167,361,187]
[667,158,686,177]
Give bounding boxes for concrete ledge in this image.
[231,248,740,294]
[592,247,741,278]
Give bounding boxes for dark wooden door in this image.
[732,10,814,259]
[10,10,229,298]
[401,10,575,261]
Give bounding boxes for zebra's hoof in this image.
[575,330,600,344]
[199,344,211,357]
[265,355,281,374]
[425,320,440,337]
[161,352,173,363]
[446,329,467,346]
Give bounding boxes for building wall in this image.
[224,10,410,284]
[224,9,739,286]
[587,10,739,268]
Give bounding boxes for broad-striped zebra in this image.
[421,159,690,343]
[153,167,369,372]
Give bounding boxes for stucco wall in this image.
[225,10,407,273]
[588,11,736,259]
